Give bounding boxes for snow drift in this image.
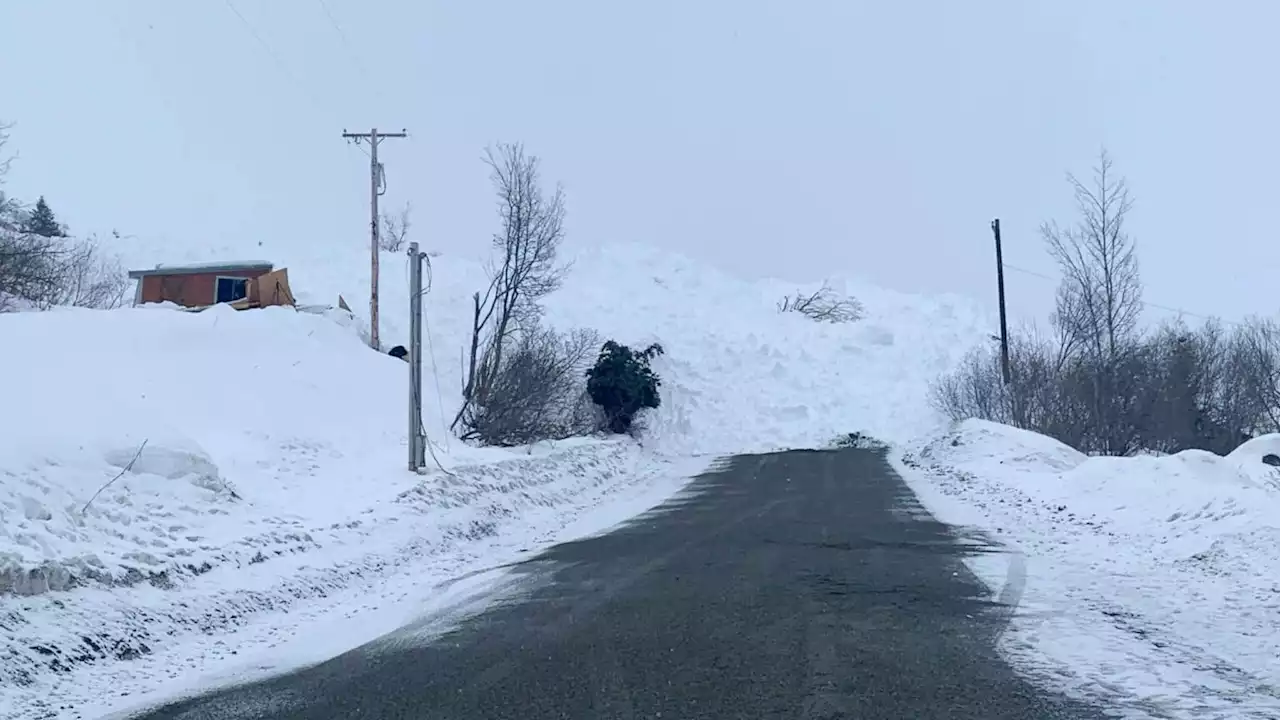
[1,241,994,718]
[901,419,1280,719]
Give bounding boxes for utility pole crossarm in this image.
[342,130,408,139]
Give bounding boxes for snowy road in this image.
[125,448,1109,719]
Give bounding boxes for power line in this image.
[220,0,366,156]
[313,0,397,130]
[221,0,314,103]
[315,0,378,86]
[1002,261,1243,327]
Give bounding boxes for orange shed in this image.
[127,261,275,308]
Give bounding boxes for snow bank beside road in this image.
[7,439,694,720]
[901,419,1280,719]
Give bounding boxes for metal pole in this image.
[369,128,381,350]
[991,218,1012,385]
[408,242,425,471]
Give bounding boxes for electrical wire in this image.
[1002,262,1244,327]
[314,0,381,94]
[220,0,340,122]
[422,282,452,452]
[217,0,373,158]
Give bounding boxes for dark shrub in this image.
[586,341,664,434]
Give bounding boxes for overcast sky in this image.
[2,0,1276,325]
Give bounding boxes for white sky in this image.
[2,0,1277,325]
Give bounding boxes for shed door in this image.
[215,276,249,304]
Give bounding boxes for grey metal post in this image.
[408,242,426,471]
[369,128,381,350]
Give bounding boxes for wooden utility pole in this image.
[342,128,407,350]
[991,218,1012,385]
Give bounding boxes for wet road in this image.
[127,447,1108,719]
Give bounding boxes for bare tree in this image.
[1042,149,1142,361]
[1037,150,1144,455]
[777,282,863,323]
[1223,318,1280,434]
[453,142,573,438]
[379,202,412,252]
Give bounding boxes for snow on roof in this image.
[127,260,274,279]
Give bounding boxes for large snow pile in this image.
[901,419,1280,719]
[1,303,416,595]
[2,241,993,718]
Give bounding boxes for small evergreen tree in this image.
[586,341,665,434]
[23,196,63,237]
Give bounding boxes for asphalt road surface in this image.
[127,447,1110,720]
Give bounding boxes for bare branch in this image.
[0,121,13,182]
[777,282,863,323]
[82,439,149,514]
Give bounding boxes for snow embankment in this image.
[901,419,1280,719]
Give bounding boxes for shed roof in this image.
[127,260,274,279]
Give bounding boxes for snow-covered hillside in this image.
[1,241,994,719]
[900,420,1280,719]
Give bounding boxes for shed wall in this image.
[139,268,269,307]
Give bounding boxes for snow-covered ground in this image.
[0,240,993,720]
[898,419,1280,719]
[9,233,1280,720]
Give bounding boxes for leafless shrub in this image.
[0,231,129,311]
[933,318,1280,456]
[454,142,575,443]
[0,229,63,311]
[777,282,863,323]
[463,326,601,446]
[54,236,130,309]
[379,202,411,252]
[1220,317,1280,437]
[930,342,1010,426]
